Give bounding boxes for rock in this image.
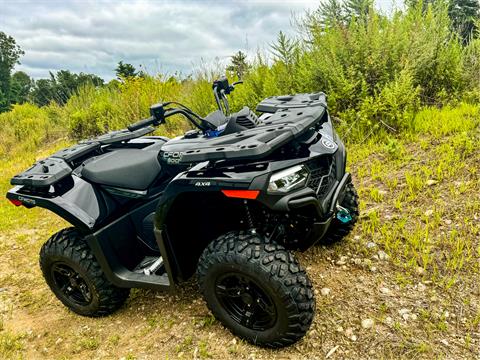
[336,256,347,265]
[366,242,377,249]
[444,219,452,225]
[325,345,340,358]
[370,266,377,272]
[385,316,393,325]
[424,209,434,217]
[336,326,344,332]
[320,288,331,296]
[426,179,438,186]
[350,335,357,341]
[377,250,389,261]
[380,287,390,294]
[416,267,425,275]
[361,319,374,329]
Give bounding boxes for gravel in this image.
[361,319,375,329]
[320,288,331,296]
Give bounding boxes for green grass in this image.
[0,330,25,359]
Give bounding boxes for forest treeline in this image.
[0,0,479,154]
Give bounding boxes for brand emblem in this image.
[18,196,35,205]
[321,139,335,149]
[195,181,211,187]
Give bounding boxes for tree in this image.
[448,0,480,43]
[0,32,24,112]
[343,0,373,20]
[30,78,55,107]
[30,70,105,107]
[10,71,33,104]
[115,61,137,79]
[226,51,249,79]
[317,0,346,27]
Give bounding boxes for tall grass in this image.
[0,1,479,160]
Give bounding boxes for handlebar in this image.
[127,104,216,133]
[127,116,157,132]
[212,76,243,116]
[128,77,242,133]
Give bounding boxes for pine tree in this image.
[343,0,374,20]
[226,51,249,79]
[115,61,138,80]
[318,0,346,27]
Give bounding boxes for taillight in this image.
[221,190,259,199]
[8,198,23,206]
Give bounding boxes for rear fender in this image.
[6,176,113,233]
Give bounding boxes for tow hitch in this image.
[336,205,352,224]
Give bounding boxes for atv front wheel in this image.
[322,180,359,244]
[196,231,315,348]
[40,228,130,317]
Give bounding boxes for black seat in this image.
[82,149,161,190]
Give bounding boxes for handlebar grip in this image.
[127,116,155,132]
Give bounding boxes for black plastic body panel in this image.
[11,158,72,187]
[256,92,327,113]
[161,103,326,164]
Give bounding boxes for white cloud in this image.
[0,0,319,80]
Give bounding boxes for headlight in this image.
[267,165,309,193]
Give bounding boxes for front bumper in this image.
[267,172,352,249]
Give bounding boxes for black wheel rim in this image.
[215,272,277,331]
[51,262,92,306]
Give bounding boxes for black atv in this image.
[7,77,358,348]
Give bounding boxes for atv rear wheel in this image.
[322,180,359,244]
[196,231,315,348]
[40,228,130,317]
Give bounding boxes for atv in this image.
[6,77,358,348]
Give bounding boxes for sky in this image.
[0,0,397,81]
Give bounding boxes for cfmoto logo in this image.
[321,139,335,149]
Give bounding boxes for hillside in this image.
[0,105,478,359]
